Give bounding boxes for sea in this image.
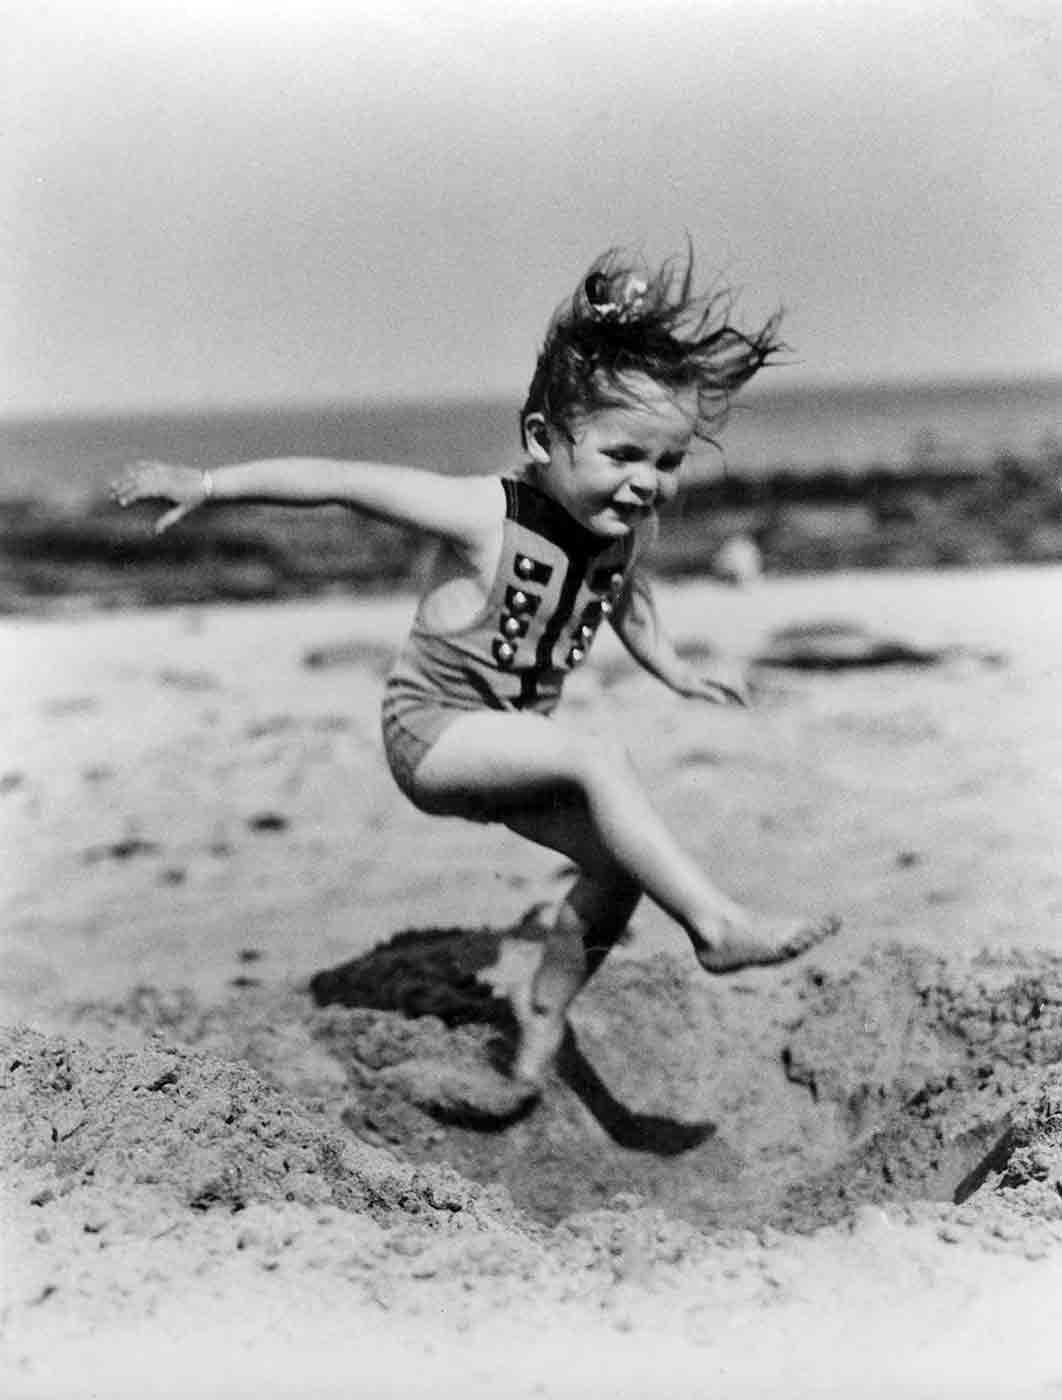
[2,376,1060,507]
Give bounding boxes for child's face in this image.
[527,376,695,538]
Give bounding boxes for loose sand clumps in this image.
[775,948,1062,1229]
[17,937,1058,1242]
[4,943,1062,1380]
[0,1019,727,1342]
[0,1022,562,1332]
[0,1024,514,1222]
[4,934,1062,1361]
[309,939,1062,1233]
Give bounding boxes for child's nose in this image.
[627,465,658,501]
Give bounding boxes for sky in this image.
[4,0,1062,416]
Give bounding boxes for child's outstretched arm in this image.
[111,457,502,546]
[610,568,748,706]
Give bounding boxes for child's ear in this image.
[523,413,552,465]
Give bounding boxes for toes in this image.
[802,914,842,950]
[781,914,841,956]
[699,914,842,974]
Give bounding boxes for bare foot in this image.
[694,913,841,974]
[510,983,566,1088]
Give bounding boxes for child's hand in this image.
[110,462,212,535]
[673,658,750,707]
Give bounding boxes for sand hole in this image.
[32,937,1062,1237]
[308,933,1062,1231]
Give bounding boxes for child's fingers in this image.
[154,503,194,535]
[112,460,187,503]
[109,461,203,533]
[110,462,162,505]
[109,469,139,505]
[694,677,749,706]
[711,687,748,707]
[694,661,750,704]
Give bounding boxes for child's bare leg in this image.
[412,712,839,977]
[512,869,641,1086]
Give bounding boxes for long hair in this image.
[521,245,785,447]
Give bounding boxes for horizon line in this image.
[4,368,1062,428]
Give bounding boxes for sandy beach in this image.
[4,565,1062,1398]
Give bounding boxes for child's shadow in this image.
[308,917,713,1155]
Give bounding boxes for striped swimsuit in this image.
[381,475,635,816]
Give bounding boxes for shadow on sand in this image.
[308,919,714,1153]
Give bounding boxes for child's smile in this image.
[526,376,696,537]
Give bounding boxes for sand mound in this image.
[773,949,1062,1225]
[6,972,1062,1400]
[0,1024,512,1224]
[53,937,1062,1237]
[956,1071,1062,1219]
[312,942,1062,1231]
[9,932,1062,1370]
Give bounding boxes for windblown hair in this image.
[520,246,785,447]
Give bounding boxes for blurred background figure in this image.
[710,534,764,588]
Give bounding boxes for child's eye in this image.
[658,454,685,472]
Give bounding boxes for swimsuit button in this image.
[503,615,521,637]
[512,590,529,612]
[609,572,625,594]
[568,647,585,667]
[578,623,594,641]
[497,641,516,665]
[515,555,535,579]
[599,599,614,617]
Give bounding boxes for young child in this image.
[112,248,840,1093]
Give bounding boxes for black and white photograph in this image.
[3,1,1062,1394]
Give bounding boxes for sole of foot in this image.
[695,913,842,975]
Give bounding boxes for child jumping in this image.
[112,248,840,1093]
